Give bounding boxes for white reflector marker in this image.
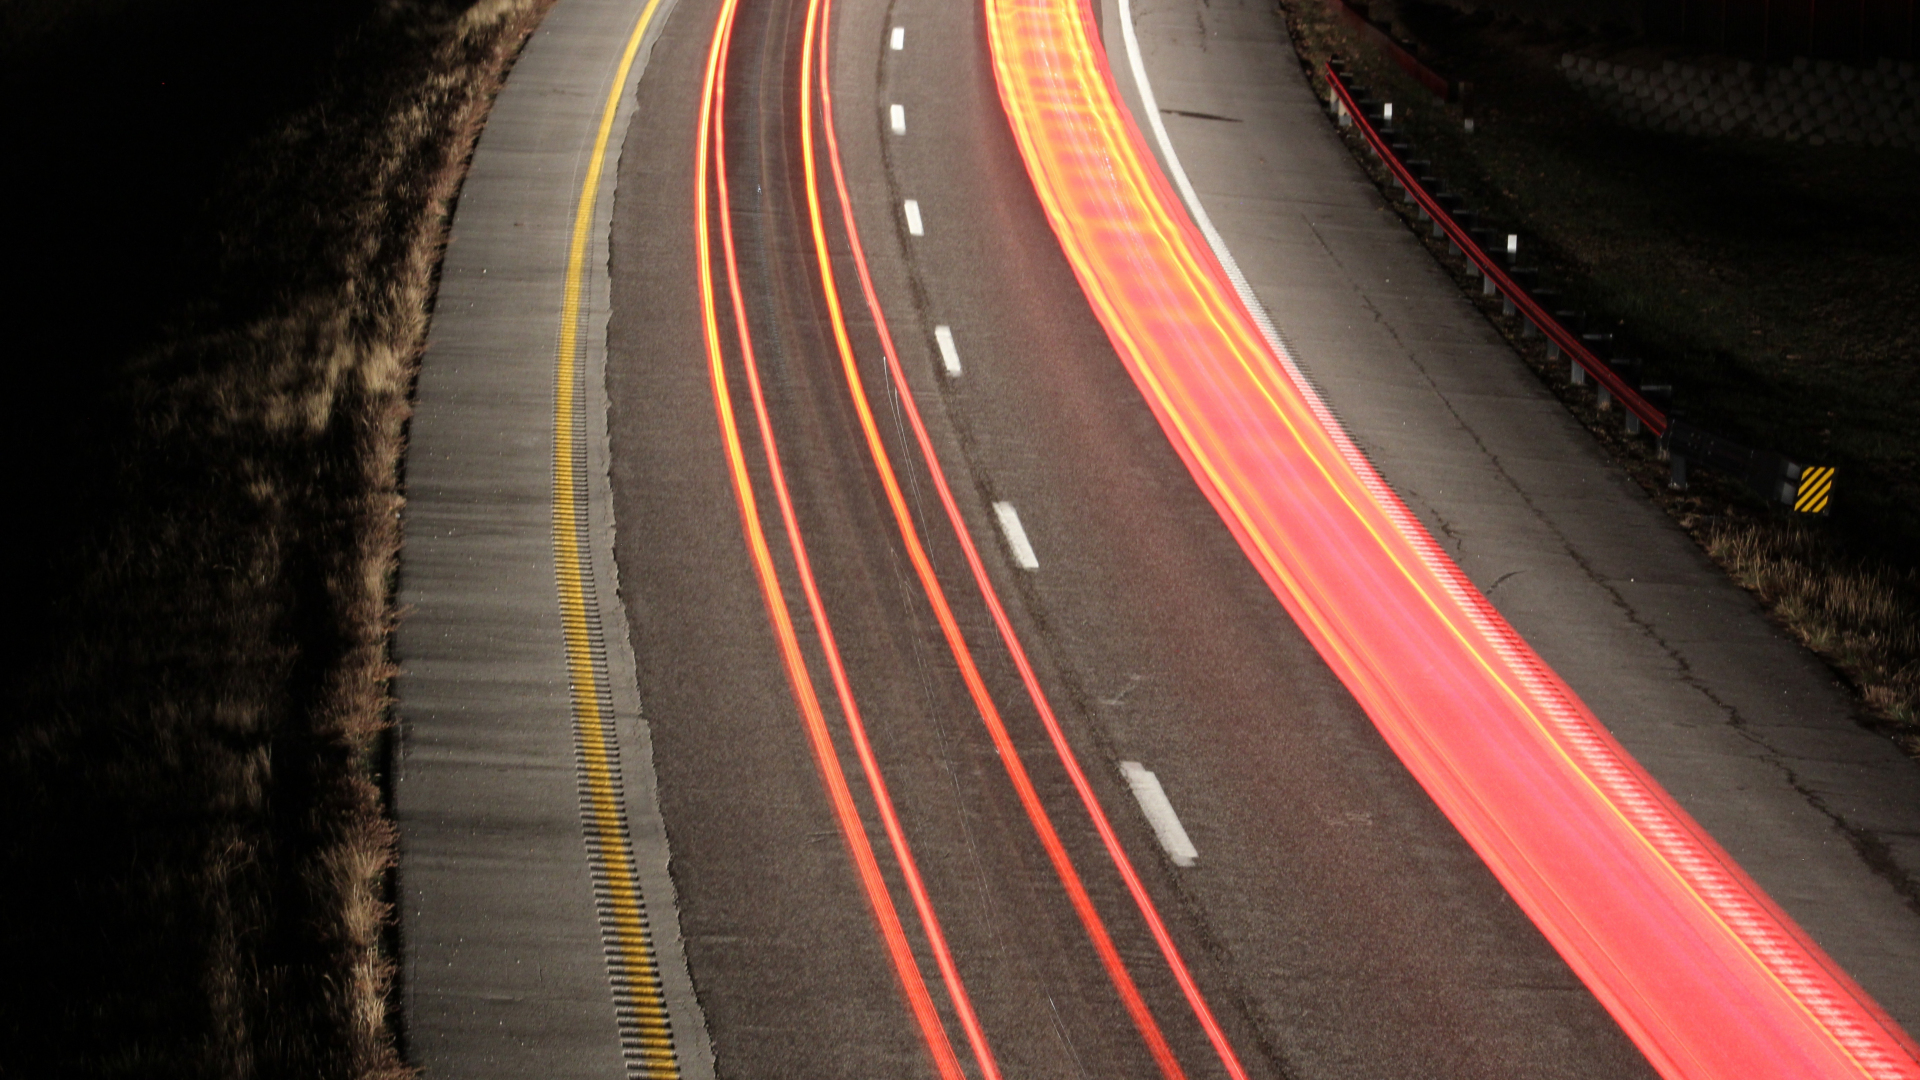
[890,26,905,49]
[934,325,962,377]
[890,104,906,134]
[1120,762,1197,867]
[992,501,1038,569]
[903,199,924,235]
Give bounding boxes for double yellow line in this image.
[552,0,676,1075]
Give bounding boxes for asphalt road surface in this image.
[397,0,1919,1073]
[604,0,1660,1074]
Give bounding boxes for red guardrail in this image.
[1323,61,1670,438]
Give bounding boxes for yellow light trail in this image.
[980,0,1920,1074]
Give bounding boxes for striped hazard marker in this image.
[1795,465,1836,514]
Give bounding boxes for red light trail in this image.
[699,0,1263,1070]
[980,0,1920,1075]
[808,2,1253,1077]
[695,4,973,1075]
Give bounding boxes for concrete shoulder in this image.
[1115,0,1920,1031]
[393,0,713,1076]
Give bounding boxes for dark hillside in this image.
[6,1,382,672]
[1,2,545,1075]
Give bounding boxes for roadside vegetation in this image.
[1278,0,1920,757]
[1,0,546,1074]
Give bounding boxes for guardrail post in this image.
[1450,210,1476,256]
[1641,384,1673,447]
[1470,227,1497,289]
[1524,288,1557,337]
[1550,308,1582,373]
[1501,269,1535,316]
[1432,191,1459,237]
[1609,357,1639,427]
[1669,451,1689,490]
[1775,460,1802,507]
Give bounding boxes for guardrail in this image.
[1669,420,1836,514]
[1321,59,1835,515]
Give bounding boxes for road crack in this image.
[1300,213,1920,918]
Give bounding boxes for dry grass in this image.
[1,0,546,1074]
[1708,522,1920,754]
[1278,0,1920,760]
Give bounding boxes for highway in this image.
[395,0,1920,1075]
[609,0,1667,1073]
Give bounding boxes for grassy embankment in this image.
[1279,0,1920,758]
[1,0,545,1074]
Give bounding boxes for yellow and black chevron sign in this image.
[1794,466,1835,514]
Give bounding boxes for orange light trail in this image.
[807,3,1248,1079]
[709,4,999,1075]
[981,0,1920,1075]
[695,4,967,1076]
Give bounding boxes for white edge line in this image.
[992,501,1039,569]
[1115,0,1295,371]
[1120,762,1198,867]
[934,324,962,377]
[1113,2,1909,1037]
[904,198,925,235]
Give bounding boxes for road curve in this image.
[982,0,1919,1071]
[398,0,1920,1073]
[609,0,1680,1075]
[1111,0,1920,1043]
[395,1,711,1076]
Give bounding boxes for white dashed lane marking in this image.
[934,325,962,377]
[891,104,906,134]
[992,501,1038,570]
[890,25,905,49]
[1121,762,1197,867]
[903,199,924,236]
